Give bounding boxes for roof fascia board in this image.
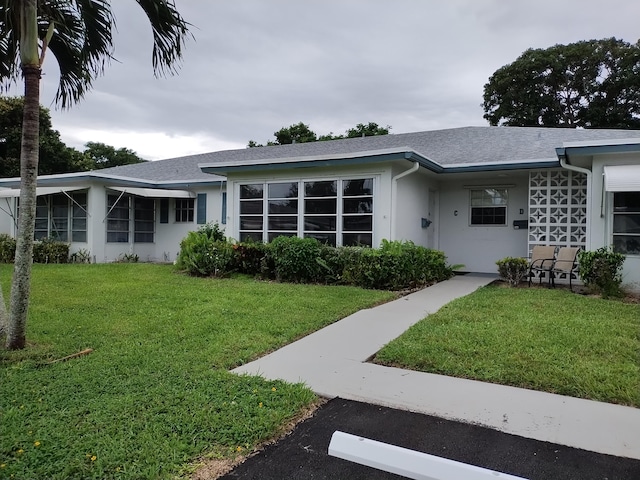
[0,172,225,189]
[557,143,640,158]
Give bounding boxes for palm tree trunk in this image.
[5,65,41,350]
[0,283,8,337]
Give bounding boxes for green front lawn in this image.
[375,285,640,407]
[0,264,394,480]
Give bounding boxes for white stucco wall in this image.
[437,175,530,273]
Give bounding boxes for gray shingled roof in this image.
[99,126,640,181]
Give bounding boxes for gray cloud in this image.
[29,0,640,159]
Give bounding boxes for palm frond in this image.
[134,0,192,77]
[0,3,22,90]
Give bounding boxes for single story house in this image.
[0,126,639,288]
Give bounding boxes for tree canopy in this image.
[248,122,391,147]
[482,38,640,129]
[83,141,146,169]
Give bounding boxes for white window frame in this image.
[611,191,640,256]
[237,176,375,246]
[106,192,156,244]
[469,188,508,226]
[32,191,88,242]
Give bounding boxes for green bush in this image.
[32,238,69,264]
[231,241,270,276]
[578,247,625,298]
[198,221,226,241]
[176,230,235,277]
[496,257,528,287]
[0,233,16,263]
[269,236,325,283]
[342,240,453,290]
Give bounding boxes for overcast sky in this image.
[17,0,640,160]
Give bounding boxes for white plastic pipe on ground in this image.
[328,431,529,480]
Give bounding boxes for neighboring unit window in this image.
[237,178,374,247]
[106,194,130,243]
[612,192,640,255]
[32,192,88,242]
[470,188,508,226]
[71,192,88,242]
[175,198,194,222]
[134,197,155,243]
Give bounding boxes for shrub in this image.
[115,253,139,263]
[231,241,269,276]
[342,240,453,290]
[578,247,625,298]
[70,249,92,264]
[198,221,226,241]
[269,236,325,283]
[176,231,235,277]
[32,238,69,264]
[0,234,16,263]
[496,257,528,287]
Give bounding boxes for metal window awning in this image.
[0,185,89,198]
[108,187,195,198]
[604,165,640,192]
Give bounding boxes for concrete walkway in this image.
[233,274,640,460]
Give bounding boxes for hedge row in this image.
[0,234,70,264]
[176,231,454,291]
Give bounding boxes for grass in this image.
[375,284,640,407]
[0,263,394,480]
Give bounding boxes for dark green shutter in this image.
[197,193,207,224]
[221,192,227,224]
[160,199,169,224]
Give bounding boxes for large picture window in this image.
[470,188,508,226]
[238,178,374,246]
[612,192,640,255]
[33,192,88,242]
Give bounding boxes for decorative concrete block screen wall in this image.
[528,170,587,255]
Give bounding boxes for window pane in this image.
[343,215,373,231]
[240,216,263,230]
[471,206,506,225]
[268,232,296,242]
[613,235,640,255]
[268,182,298,199]
[343,198,373,214]
[614,214,640,234]
[614,192,640,212]
[107,231,129,243]
[240,200,263,214]
[268,199,298,214]
[305,181,336,197]
[304,216,336,231]
[305,199,336,214]
[240,232,263,242]
[240,184,263,199]
[134,232,154,243]
[268,216,298,231]
[343,233,372,247]
[72,231,87,242]
[108,220,129,231]
[343,178,373,196]
[305,232,336,246]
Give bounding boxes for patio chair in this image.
[550,246,581,291]
[528,245,556,287]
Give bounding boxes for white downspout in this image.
[559,155,593,249]
[390,162,420,241]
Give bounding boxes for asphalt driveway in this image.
[220,398,640,480]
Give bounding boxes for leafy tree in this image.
[483,38,640,128]
[248,121,391,147]
[84,141,146,169]
[0,1,190,349]
[0,96,90,177]
[345,122,391,138]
